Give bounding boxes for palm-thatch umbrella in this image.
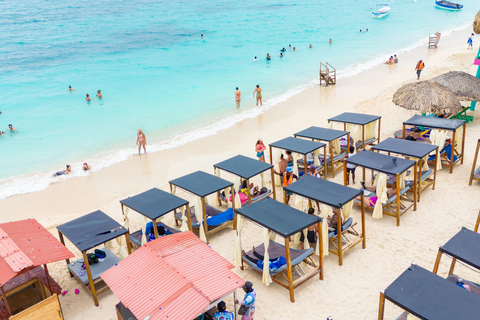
[474,10,480,34]
[432,71,480,101]
[392,80,463,114]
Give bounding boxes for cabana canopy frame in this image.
[57,210,131,306]
[213,154,276,202]
[284,175,365,266]
[235,197,323,303]
[402,115,466,174]
[328,112,381,150]
[120,188,190,249]
[372,138,439,202]
[294,126,350,178]
[0,219,74,318]
[378,264,480,320]
[169,171,235,243]
[102,232,244,320]
[469,139,480,185]
[345,150,417,226]
[269,136,327,177]
[433,227,480,276]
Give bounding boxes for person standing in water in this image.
[68,86,74,91]
[328,39,332,44]
[253,85,262,106]
[86,93,92,101]
[266,53,271,60]
[96,90,102,99]
[235,87,241,109]
[136,129,147,155]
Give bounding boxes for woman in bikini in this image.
[253,84,262,106]
[235,87,241,109]
[255,139,266,162]
[136,129,147,155]
[356,181,397,207]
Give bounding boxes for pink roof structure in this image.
[102,231,244,320]
[0,219,74,287]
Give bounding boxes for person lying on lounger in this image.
[242,246,287,272]
[406,128,431,143]
[355,182,397,207]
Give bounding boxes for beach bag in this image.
[238,305,248,316]
[260,187,268,194]
[87,253,99,264]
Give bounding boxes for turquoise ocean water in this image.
[0,0,477,199]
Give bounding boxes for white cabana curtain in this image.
[180,206,189,232]
[293,196,303,244]
[293,153,299,177]
[318,205,330,257]
[302,228,310,249]
[262,229,273,286]
[342,200,353,219]
[366,120,377,140]
[273,148,282,186]
[195,196,207,242]
[332,139,341,154]
[347,124,361,145]
[399,171,406,190]
[407,314,421,320]
[260,171,266,188]
[373,173,388,219]
[141,216,148,245]
[430,129,447,170]
[455,125,463,156]
[235,215,243,268]
[314,140,322,167]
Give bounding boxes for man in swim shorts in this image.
[415,60,425,80]
[253,84,262,106]
[300,208,317,249]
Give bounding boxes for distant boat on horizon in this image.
[372,4,390,18]
[435,0,463,10]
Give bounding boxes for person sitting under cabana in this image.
[428,137,458,163]
[274,168,298,204]
[356,182,397,207]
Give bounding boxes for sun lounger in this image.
[129,223,180,248]
[474,167,480,180]
[242,240,314,276]
[387,170,433,187]
[355,187,410,208]
[68,248,120,285]
[175,204,234,228]
[218,189,272,205]
[340,137,375,150]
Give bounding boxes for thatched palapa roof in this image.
[432,71,480,101]
[392,80,463,114]
[474,10,480,34]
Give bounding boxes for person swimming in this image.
[328,39,332,44]
[86,93,92,101]
[83,163,91,171]
[68,86,74,91]
[293,47,295,51]
[309,44,313,48]
[253,56,257,62]
[279,52,283,57]
[8,124,16,132]
[281,47,286,52]
[54,165,71,176]
[96,90,102,99]
[266,53,271,60]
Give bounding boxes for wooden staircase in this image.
[320,62,336,86]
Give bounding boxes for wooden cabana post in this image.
[82,251,99,306]
[378,291,385,320]
[469,139,480,186]
[475,210,480,232]
[284,238,295,302]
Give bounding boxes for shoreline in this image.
[4,22,480,320]
[0,22,474,201]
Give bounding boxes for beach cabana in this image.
[378,264,480,320]
[119,188,189,249]
[283,175,365,266]
[269,136,327,178]
[169,170,234,243]
[328,112,381,150]
[371,138,439,202]
[402,115,466,173]
[294,126,350,178]
[235,197,323,303]
[214,154,276,203]
[101,231,245,320]
[0,219,74,320]
[433,227,480,276]
[469,139,480,185]
[345,150,417,226]
[57,210,132,306]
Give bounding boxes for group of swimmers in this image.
[53,163,91,177]
[68,86,102,102]
[384,54,399,65]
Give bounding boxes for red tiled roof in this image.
[0,219,74,287]
[102,231,244,320]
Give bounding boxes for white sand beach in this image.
[2,25,480,320]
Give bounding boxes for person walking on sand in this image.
[235,281,256,320]
[235,87,241,109]
[136,129,147,155]
[253,84,262,106]
[415,60,425,80]
[255,139,266,162]
[467,35,474,49]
